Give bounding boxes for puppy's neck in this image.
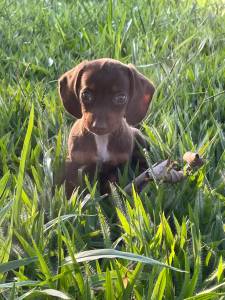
[93,120,132,163]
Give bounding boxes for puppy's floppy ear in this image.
[58,61,87,118]
[126,64,155,126]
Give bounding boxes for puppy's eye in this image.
[81,90,93,104]
[112,94,127,105]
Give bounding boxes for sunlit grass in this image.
[0,0,225,299]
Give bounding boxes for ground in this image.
[0,0,225,299]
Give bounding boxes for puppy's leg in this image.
[64,160,80,199]
[65,161,98,198]
[99,164,123,195]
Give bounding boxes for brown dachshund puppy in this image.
[59,58,155,198]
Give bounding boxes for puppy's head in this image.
[59,58,155,135]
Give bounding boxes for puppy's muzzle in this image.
[91,118,108,135]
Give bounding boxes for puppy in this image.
[58,58,155,198]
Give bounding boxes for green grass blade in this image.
[65,249,185,272]
[13,104,34,226]
[0,257,37,274]
[0,171,10,198]
[0,281,39,289]
[23,289,71,299]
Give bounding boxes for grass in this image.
[0,0,225,298]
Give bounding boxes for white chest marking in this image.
[94,134,110,162]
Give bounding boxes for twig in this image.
[124,152,204,194]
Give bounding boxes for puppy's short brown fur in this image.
[59,58,155,198]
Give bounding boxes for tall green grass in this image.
[0,0,225,298]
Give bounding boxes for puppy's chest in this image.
[70,132,133,166]
[94,134,133,165]
[94,135,110,162]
